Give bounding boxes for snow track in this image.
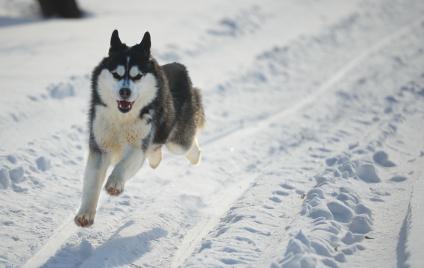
[204,18,423,147]
[181,18,424,268]
[172,18,424,268]
[22,218,77,268]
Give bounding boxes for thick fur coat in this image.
[74,30,204,227]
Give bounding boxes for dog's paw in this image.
[105,176,125,196]
[74,211,95,227]
[148,148,162,169]
[186,146,201,165]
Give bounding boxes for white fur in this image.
[186,138,201,165]
[75,68,158,226]
[94,68,158,161]
[129,66,141,78]
[76,106,152,226]
[104,146,146,194]
[147,145,162,169]
[114,65,125,76]
[74,151,111,226]
[92,105,151,162]
[165,138,201,164]
[97,68,158,107]
[166,142,188,155]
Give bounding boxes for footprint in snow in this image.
[36,156,51,171]
[370,197,384,202]
[47,82,75,99]
[273,190,289,196]
[6,155,17,164]
[373,151,396,167]
[220,258,241,265]
[0,169,11,189]
[269,196,281,203]
[356,162,380,183]
[390,175,408,182]
[327,200,354,223]
[279,183,295,190]
[9,167,25,183]
[290,186,373,267]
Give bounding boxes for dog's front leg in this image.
[75,150,111,227]
[105,147,145,196]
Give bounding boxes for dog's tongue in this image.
[117,100,133,111]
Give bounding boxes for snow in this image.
[47,83,76,100]
[0,169,10,189]
[1,0,424,267]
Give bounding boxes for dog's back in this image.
[159,63,204,150]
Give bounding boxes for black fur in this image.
[89,30,204,153]
[161,63,204,149]
[89,59,107,153]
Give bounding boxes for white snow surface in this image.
[1,0,424,267]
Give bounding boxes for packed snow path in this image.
[1,0,424,267]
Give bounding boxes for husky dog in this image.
[74,30,205,227]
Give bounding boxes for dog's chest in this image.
[93,106,151,152]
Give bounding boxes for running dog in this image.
[74,30,205,227]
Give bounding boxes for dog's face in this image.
[97,30,157,114]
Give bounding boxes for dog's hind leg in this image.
[147,145,162,169]
[75,150,111,227]
[186,138,201,165]
[166,142,190,155]
[105,146,145,196]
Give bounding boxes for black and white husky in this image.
[74,30,205,227]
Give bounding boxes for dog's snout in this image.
[119,88,131,99]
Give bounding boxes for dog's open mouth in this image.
[117,100,134,113]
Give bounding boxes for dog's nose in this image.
[119,88,131,99]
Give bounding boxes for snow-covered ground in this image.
[1,0,424,267]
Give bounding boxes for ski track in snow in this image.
[1,0,424,267]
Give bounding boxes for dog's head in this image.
[96,30,157,114]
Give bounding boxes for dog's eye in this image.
[112,72,123,80]
[131,74,143,81]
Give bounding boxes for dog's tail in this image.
[192,87,205,130]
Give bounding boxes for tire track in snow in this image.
[21,217,77,268]
[22,17,424,268]
[396,202,412,268]
[170,19,424,268]
[203,18,424,146]
[183,20,424,267]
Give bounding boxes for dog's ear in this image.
[139,31,151,55]
[109,29,125,55]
